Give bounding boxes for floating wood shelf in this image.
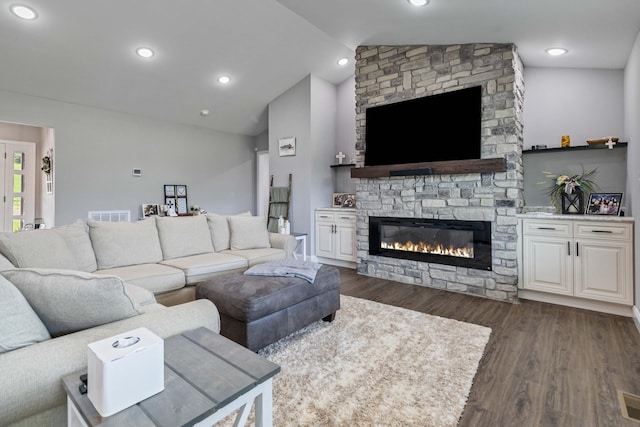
[523,142,627,154]
[350,158,507,178]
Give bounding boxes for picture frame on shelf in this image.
[142,204,160,217]
[332,193,356,208]
[585,192,623,216]
[278,137,296,157]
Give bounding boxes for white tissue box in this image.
[87,327,164,417]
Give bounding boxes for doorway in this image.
[0,141,36,231]
[256,150,269,217]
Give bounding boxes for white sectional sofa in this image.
[0,212,296,425]
[0,212,297,305]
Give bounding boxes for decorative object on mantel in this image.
[141,204,159,217]
[585,192,623,216]
[531,145,547,150]
[587,136,619,149]
[540,167,597,214]
[561,135,571,148]
[41,148,53,194]
[335,151,346,164]
[278,137,296,157]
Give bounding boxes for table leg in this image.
[254,378,273,427]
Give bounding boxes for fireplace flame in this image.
[381,240,474,258]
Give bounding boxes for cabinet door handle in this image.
[590,229,613,233]
[537,227,556,230]
[576,242,579,256]
[567,241,570,256]
[333,224,336,233]
[339,216,352,220]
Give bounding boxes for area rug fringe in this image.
[222,295,491,427]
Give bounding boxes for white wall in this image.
[0,90,256,225]
[522,68,627,207]
[268,75,337,254]
[523,68,624,149]
[334,76,357,193]
[624,31,640,318]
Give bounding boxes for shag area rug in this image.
[223,295,491,427]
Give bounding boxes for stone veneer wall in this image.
[354,44,524,302]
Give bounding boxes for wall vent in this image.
[88,210,131,222]
[619,390,640,423]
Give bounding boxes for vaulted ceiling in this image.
[1,0,638,136]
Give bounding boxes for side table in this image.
[291,232,307,261]
[63,327,280,427]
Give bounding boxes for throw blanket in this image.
[244,259,322,283]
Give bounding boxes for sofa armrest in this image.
[268,233,297,258]
[0,299,220,426]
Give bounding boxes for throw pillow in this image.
[206,211,251,251]
[2,268,143,337]
[53,219,98,272]
[228,215,271,250]
[87,218,163,269]
[0,229,78,270]
[155,215,214,259]
[0,275,51,354]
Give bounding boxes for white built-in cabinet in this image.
[518,215,634,316]
[315,208,356,263]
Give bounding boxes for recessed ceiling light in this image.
[337,57,349,66]
[217,75,231,85]
[10,4,38,20]
[407,0,429,6]
[136,47,154,58]
[546,48,568,56]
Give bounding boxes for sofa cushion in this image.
[0,275,51,354]
[160,253,248,284]
[222,248,286,267]
[1,269,143,337]
[95,263,185,294]
[155,215,214,260]
[206,211,251,252]
[0,229,78,270]
[87,218,163,269]
[0,252,15,271]
[123,283,157,306]
[228,215,271,250]
[53,219,98,272]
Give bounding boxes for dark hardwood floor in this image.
[337,266,640,427]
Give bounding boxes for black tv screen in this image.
[364,86,482,166]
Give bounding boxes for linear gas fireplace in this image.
[369,217,492,270]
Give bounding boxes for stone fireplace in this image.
[353,43,524,302]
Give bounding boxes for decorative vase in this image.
[561,189,584,214]
[561,135,571,148]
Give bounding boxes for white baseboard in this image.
[633,306,640,335]
[518,289,633,317]
[310,256,356,269]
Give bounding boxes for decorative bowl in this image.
[586,137,619,146]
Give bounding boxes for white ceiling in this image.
[0,0,638,136]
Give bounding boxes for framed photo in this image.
[164,185,175,197]
[585,193,623,215]
[142,203,159,217]
[332,193,356,208]
[176,198,188,214]
[279,137,296,157]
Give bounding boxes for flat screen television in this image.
[364,86,482,167]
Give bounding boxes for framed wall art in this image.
[278,137,296,157]
[164,184,188,214]
[585,192,623,215]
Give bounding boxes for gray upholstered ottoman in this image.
[195,265,340,351]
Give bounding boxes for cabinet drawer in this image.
[315,211,336,222]
[335,212,356,224]
[574,222,632,241]
[522,220,572,237]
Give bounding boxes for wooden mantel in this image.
[350,158,507,178]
